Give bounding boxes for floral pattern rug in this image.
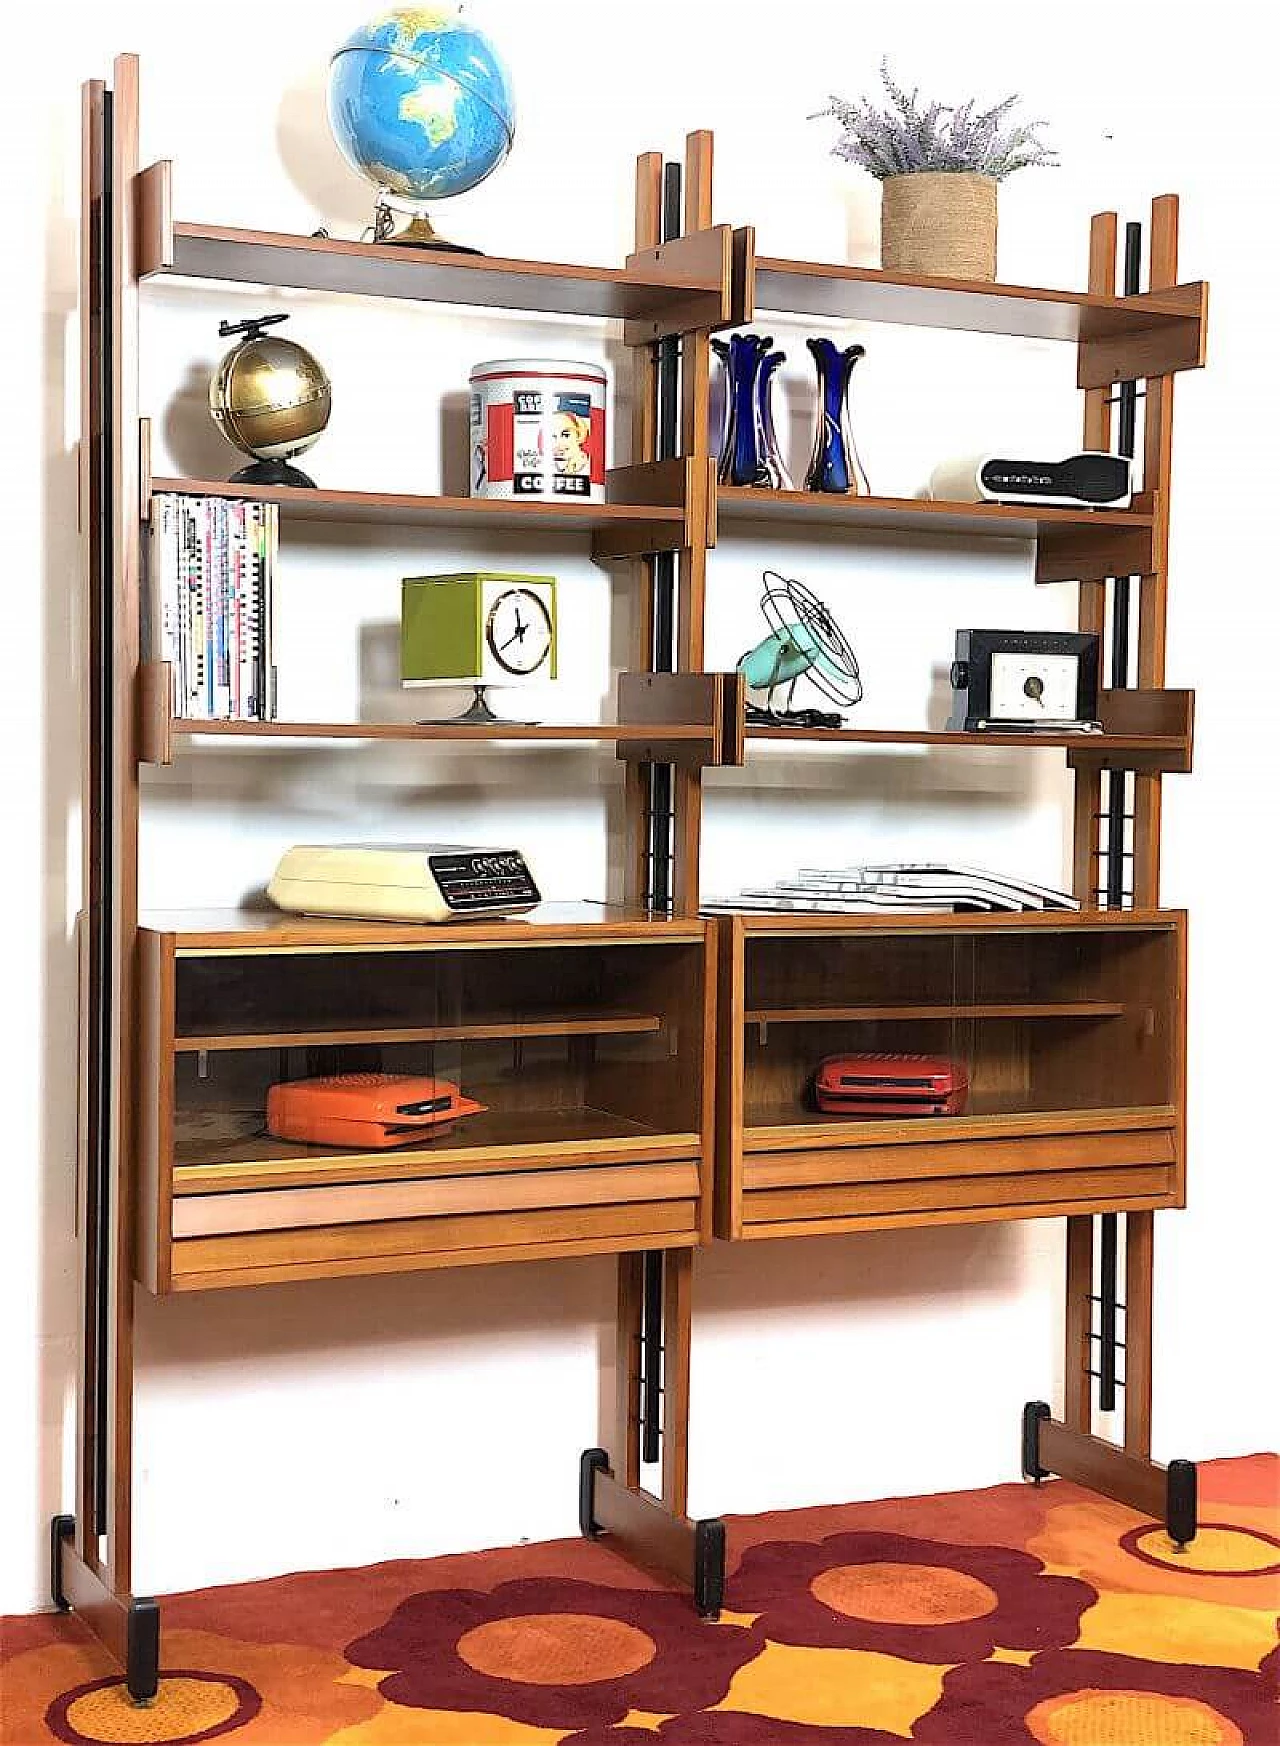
[3,1454,1277,1744]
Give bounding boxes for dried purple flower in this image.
[814,60,1057,181]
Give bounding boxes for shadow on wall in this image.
[37,114,83,1604]
[130,1230,1017,1374]
[275,57,370,235]
[163,358,234,480]
[134,1251,617,1371]
[693,1219,1033,1317]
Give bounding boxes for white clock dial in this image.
[485,586,554,678]
[989,651,1079,720]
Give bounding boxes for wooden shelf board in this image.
[168,719,711,746]
[744,1095,1177,1147]
[717,485,1152,541]
[151,477,684,535]
[152,223,724,320]
[142,902,707,952]
[737,1188,1179,1241]
[724,907,1181,938]
[172,1103,677,1176]
[744,1001,1126,1026]
[173,1127,699,1197]
[744,725,1184,755]
[175,1011,664,1052]
[753,255,1199,341]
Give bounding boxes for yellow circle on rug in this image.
[457,1613,657,1685]
[809,1561,998,1625]
[61,1676,244,1744]
[1128,1525,1280,1575]
[1026,1689,1244,1746]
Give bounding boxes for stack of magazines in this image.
[149,494,278,721]
[702,863,1079,915]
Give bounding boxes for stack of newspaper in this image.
[702,864,1079,915]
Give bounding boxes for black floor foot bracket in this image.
[49,1513,161,1705]
[1020,1403,1198,1549]
[577,1448,726,1618]
[579,1447,608,1539]
[1021,1401,1051,1483]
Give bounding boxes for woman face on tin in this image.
[553,411,591,473]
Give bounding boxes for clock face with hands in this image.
[484,585,554,678]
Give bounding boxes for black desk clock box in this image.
[949,629,1101,733]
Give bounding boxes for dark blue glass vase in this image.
[712,332,792,489]
[805,338,869,494]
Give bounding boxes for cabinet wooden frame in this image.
[135,915,718,1294]
[66,48,1208,1680]
[714,910,1187,1242]
[69,58,745,1668]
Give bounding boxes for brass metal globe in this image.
[209,314,332,488]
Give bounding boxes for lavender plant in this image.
[815,61,1057,181]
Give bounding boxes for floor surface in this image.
[3,1454,1277,1744]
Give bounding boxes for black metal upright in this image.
[637,160,685,1470]
[645,159,683,916]
[1096,220,1145,1416]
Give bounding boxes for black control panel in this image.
[428,849,541,913]
[980,452,1131,505]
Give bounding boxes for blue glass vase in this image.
[805,338,869,495]
[712,332,792,489]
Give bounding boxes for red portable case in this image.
[813,1053,969,1117]
[266,1073,487,1149]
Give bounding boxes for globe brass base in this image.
[383,213,482,256]
[229,458,318,489]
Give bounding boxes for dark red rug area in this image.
[4,1455,1277,1744]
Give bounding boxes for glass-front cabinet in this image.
[715,911,1185,1240]
[137,909,713,1291]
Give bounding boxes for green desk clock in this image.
[401,571,558,723]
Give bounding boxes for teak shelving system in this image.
[59,53,1209,1700]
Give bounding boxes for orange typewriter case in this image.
[813,1053,969,1117]
[266,1073,487,1149]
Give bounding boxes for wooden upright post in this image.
[1132,195,1181,911]
[57,53,159,1705]
[1071,212,1116,909]
[589,131,727,1618]
[105,47,144,1597]
[1063,1216,1094,1431]
[672,130,716,917]
[1029,198,1196,1548]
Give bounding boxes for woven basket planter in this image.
[880,171,997,281]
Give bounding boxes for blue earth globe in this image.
[327,7,515,206]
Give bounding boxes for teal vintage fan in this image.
[737,571,864,728]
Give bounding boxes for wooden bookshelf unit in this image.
[59,50,1209,1699]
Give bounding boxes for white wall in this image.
[4,0,1278,1613]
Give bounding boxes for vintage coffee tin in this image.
[469,358,607,502]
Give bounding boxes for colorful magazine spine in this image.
[152,493,278,724]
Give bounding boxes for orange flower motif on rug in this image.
[728,1531,1095,1663]
[909,1647,1277,1744]
[6,1457,1276,1745]
[344,1577,762,1731]
[43,1672,260,1746]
